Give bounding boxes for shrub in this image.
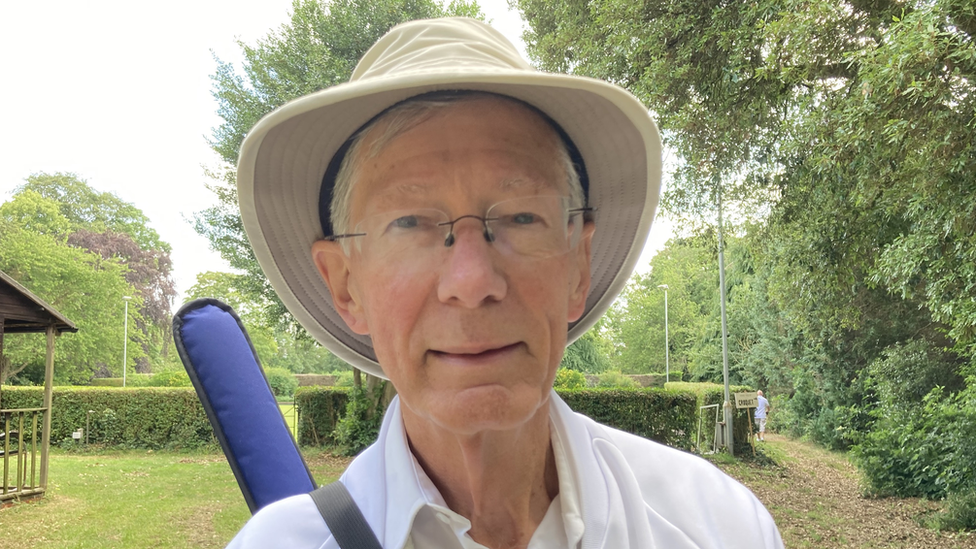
[0,386,214,449]
[930,488,976,531]
[853,382,976,500]
[334,382,389,456]
[126,374,154,387]
[148,368,192,387]
[560,336,609,373]
[553,368,586,390]
[296,386,349,446]
[264,367,298,399]
[556,388,697,450]
[333,370,355,387]
[596,370,639,388]
[295,384,751,454]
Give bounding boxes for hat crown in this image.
[351,17,534,82]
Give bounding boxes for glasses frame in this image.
[325,196,594,259]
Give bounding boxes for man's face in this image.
[313,97,594,436]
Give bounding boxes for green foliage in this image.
[333,370,355,387]
[0,172,178,382]
[556,388,698,450]
[868,340,966,405]
[0,189,71,235]
[195,0,484,334]
[595,370,639,388]
[333,382,389,456]
[296,386,350,446]
[14,173,176,329]
[0,224,144,384]
[518,0,976,471]
[560,332,610,373]
[553,368,586,390]
[929,488,976,532]
[264,367,298,398]
[125,373,155,387]
[1,387,215,449]
[296,385,705,451]
[14,172,169,252]
[852,352,976,500]
[608,235,716,375]
[148,368,192,387]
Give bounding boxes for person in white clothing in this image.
[231,16,784,549]
[755,390,772,442]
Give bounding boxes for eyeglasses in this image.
[327,195,593,263]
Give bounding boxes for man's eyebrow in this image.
[499,177,558,193]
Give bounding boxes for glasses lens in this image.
[354,208,450,261]
[487,196,577,258]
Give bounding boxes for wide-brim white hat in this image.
[237,17,662,379]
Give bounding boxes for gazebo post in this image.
[0,315,5,408]
[40,324,55,489]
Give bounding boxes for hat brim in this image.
[238,69,662,379]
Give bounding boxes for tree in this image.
[13,173,177,328]
[196,0,484,331]
[17,172,170,252]
[1,174,178,379]
[0,222,144,384]
[9,173,178,373]
[609,234,720,375]
[518,0,976,448]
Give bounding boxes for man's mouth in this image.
[430,342,521,361]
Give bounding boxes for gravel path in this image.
[717,434,976,549]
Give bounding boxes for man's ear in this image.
[311,240,369,335]
[567,222,595,323]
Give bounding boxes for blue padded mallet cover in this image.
[173,298,316,513]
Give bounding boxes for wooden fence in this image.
[1,407,45,503]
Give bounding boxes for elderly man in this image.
[231,17,783,549]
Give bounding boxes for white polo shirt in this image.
[228,393,784,549]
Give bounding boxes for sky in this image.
[0,0,672,308]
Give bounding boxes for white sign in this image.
[735,392,758,409]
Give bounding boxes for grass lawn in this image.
[0,448,349,549]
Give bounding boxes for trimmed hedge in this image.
[1,386,215,449]
[295,386,349,446]
[556,388,697,449]
[295,374,337,387]
[295,386,700,451]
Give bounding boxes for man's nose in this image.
[437,219,507,307]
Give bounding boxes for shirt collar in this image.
[378,394,585,549]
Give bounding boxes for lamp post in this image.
[657,284,670,383]
[122,296,131,387]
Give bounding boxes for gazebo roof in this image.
[0,270,77,334]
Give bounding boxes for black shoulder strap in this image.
[310,482,383,549]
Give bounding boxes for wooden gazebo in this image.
[0,269,76,503]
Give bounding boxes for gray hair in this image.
[329,92,585,236]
